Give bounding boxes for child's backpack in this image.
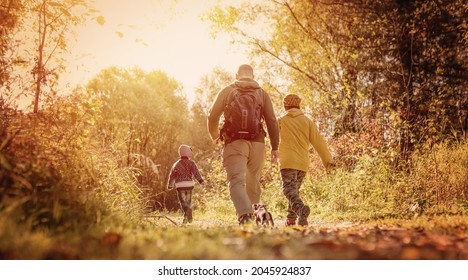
[222,87,263,141]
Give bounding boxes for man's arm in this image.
[207,86,231,141]
[262,90,279,151]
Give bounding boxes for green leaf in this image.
[96,16,105,26]
[60,7,72,18]
[48,2,62,8]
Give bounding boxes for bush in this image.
[396,141,468,216]
[194,158,233,220]
[299,141,468,221]
[303,155,398,220]
[0,95,145,234]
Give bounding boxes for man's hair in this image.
[236,64,254,79]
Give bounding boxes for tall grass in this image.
[185,141,467,223]
[0,99,145,237]
[298,141,468,221]
[304,155,398,220]
[397,141,468,215]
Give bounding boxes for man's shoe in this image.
[285,219,296,226]
[238,214,251,225]
[297,205,310,226]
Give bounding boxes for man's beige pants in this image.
[222,139,265,217]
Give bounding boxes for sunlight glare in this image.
[64,0,250,104]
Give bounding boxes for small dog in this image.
[252,203,274,227]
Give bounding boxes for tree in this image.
[0,0,25,94]
[30,0,93,113]
[391,0,467,159]
[0,0,96,111]
[189,67,233,161]
[86,67,189,210]
[206,0,468,162]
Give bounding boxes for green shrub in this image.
[298,141,468,221]
[0,95,145,234]
[301,155,398,220]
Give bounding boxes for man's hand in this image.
[271,150,279,165]
[325,162,337,173]
[213,135,221,145]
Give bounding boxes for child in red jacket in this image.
[167,144,204,224]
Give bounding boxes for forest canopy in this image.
[206,0,467,161]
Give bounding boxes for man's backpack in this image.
[222,87,263,141]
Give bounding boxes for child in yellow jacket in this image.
[278,94,334,226]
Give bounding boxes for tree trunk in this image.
[396,0,415,163]
[34,0,47,113]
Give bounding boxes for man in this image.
[207,64,279,225]
[278,94,334,226]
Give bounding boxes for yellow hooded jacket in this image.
[278,108,333,172]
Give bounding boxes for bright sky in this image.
[63,0,250,104]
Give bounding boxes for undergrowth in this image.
[301,141,468,221]
[0,101,145,236]
[0,97,466,259]
[193,141,467,223]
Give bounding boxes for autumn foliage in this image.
[0,0,467,260]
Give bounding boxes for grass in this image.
[2,211,466,260]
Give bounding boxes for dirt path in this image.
[183,218,467,260]
[10,215,465,260]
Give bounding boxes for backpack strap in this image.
[226,85,263,115]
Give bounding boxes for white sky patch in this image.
[63,0,251,104]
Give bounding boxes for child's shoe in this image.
[187,208,193,223]
[285,218,296,226]
[297,205,310,226]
